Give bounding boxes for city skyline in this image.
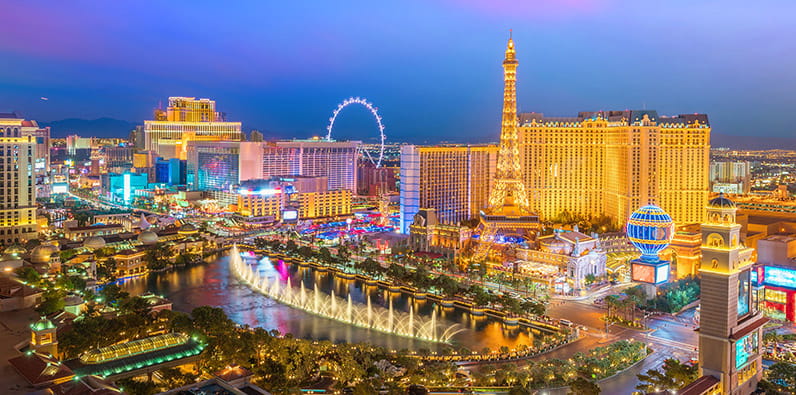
[2,1,796,143]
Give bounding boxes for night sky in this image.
[1,1,794,143]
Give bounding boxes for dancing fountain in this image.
[229,245,462,343]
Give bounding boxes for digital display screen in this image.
[738,270,750,317]
[763,266,796,290]
[655,264,670,284]
[632,263,655,284]
[735,333,758,368]
[51,183,69,194]
[282,210,298,221]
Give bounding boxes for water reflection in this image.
[120,255,542,352]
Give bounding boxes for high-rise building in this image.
[143,97,243,160]
[518,110,710,225]
[186,141,241,191]
[711,161,751,194]
[249,130,264,142]
[693,193,765,394]
[399,144,497,234]
[104,146,134,173]
[155,158,187,185]
[241,140,359,193]
[357,162,397,196]
[0,114,38,245]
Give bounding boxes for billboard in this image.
[632,263,655,283]
[655,264,670,284]
[735,333,758,368]
[632,260,669,285]
[763,266,796,290]
[282,210,298,222]
[738,270,751,317]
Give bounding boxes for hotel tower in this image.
[518,110,710,225]
[691,193,765,394]
[0,113,38,245]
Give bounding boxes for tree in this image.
[568,377,600,394]
[119,296,152,318]
[635,358,698,393]
[36,289,66,315]
[116,378,158,395]
[97,258,118,281]
[15,266,41,284]
[764,362,796,392]
[584,274,596,286]
[319,247,333,263]
[158,367,197,389]
[508,385,532,395]
[286,240,298,252]
[100,283,129,306]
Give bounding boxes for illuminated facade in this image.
[399,144,498,234]
[473,35,540,259]
[409,208,474,258]
[240,140,359,192]
[143,97,243,160]
[186,141,241,191]
[518,110,710,225]
[754,235,796,323]
[296,189,352,219]
[0,114,38,245]
[710,161,750,194]
[236,177,351,221]
[697,193,765,394]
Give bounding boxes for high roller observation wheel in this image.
[325,97,386,168]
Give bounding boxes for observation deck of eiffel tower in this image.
[472,33,540,263]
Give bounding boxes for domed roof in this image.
[138,231,159,245]
[64,294,84,306]
[3,244,26,256]
[83,236,106,250]
[31,244,59,264]
[708,192,735,209]
[626,204,674,261]
[31,316,55,331]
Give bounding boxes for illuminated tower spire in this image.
[488,33,529,213]
[471,34,539,264]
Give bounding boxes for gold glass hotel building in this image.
[518,110,710,225]
[143,97,243,160]
[399,145,498,234]
[0,113,38,245]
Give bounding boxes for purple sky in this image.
[1,0,794,142]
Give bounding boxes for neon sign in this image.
[735,333,758,368]
[763,266,796,290]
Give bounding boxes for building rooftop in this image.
[678,375,720,395]
[8,352,74,387]
[518,110,710,128]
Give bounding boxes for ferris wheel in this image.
[325,97,386,168]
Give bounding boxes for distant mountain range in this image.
[39,118,796,150]
[41,118,138,138]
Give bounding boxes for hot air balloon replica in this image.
[626,204,674,297]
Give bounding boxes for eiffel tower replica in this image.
[473,34,540,264]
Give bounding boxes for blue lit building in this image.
[100,172,149,204]
[155,158,187,186]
